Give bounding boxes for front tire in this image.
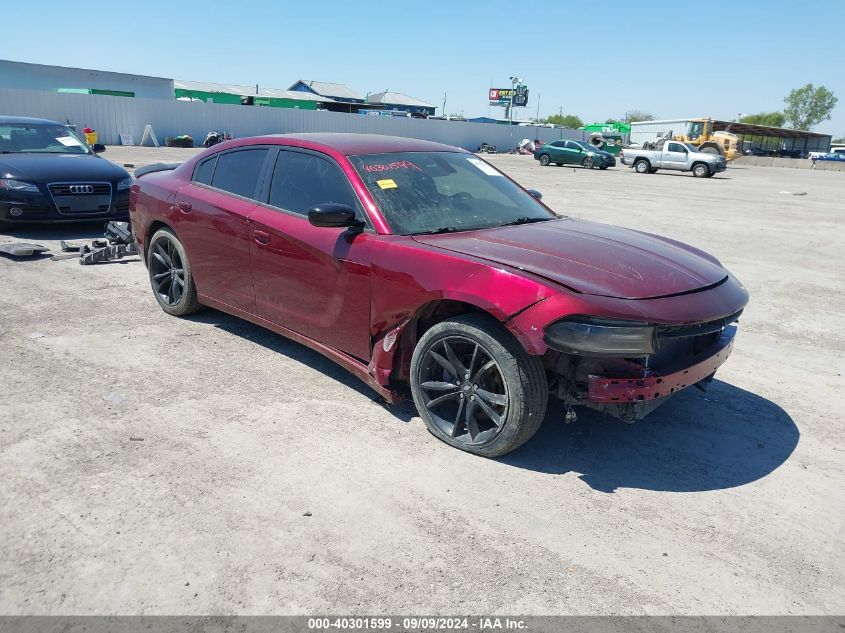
[692,163,710,178]
[538,154,551,166]
[147,228,202,316]
[410,314,548,457]
[582,156,595,169]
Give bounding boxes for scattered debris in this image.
[303,511,312,517]
[0,243,50,258]
[129,437,144,442]
[54,221,139,265]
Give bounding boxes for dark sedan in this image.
[0,116,131,227]
[533,139,612,169]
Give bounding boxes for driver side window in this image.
[268,151,360,217]
[667,142,687,153]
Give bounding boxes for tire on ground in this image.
[147,227,203,317]
[410,313,548,458]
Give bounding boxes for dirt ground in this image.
[0,148,843,616]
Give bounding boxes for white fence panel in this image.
[0,88,585,150]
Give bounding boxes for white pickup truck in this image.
[621,140,727,178]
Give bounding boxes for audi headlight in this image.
[117,177,133,191]
[544,319,655,357]
[0,178,40,193]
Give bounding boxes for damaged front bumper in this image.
[587,325,735,409]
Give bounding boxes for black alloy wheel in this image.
[147,228,202,316]
[410,314,548,457]
[417,335,509,446]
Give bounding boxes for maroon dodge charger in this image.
[130,133,748,457]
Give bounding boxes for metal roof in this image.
[290,80,365,101]
[713,120,831,139]
[366,91,435,108]
[174,79,333,102]
[630,117,831,139]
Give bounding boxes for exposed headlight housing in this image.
[544,318,655,357]
[0,178,40,193]
[117,177,133,191]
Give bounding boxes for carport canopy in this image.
[712,120,831,152]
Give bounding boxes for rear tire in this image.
[634,159,650,174]
[147,228,203,316]
[538,154,551,166]
[410,314,548,458]
[692,163,710,178]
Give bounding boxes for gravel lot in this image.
[0,148,843,615]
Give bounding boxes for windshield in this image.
[683,143,699,153]
[0,123,91,154]
[349,151,553,235]
[688,121,705,140]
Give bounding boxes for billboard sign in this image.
[489,86,529,107]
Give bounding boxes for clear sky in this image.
[2,0,843,136]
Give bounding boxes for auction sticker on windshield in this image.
[466,157,502,176]
[376,179,398,189]
[56,136,83,147]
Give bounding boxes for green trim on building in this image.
[174,89,318,110]
[57,88,135,97]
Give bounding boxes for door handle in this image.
[178,202,192,213]
[253,230,270,245]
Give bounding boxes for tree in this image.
[623,110,655,123]
[543,114,584,129]
[783,84,838,130]
[740,112,786,127]
[832,136,845,144]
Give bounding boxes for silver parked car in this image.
[621,140,727,178]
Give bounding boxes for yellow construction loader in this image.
[676,119,740,161]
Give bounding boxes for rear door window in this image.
[210,149,269,199]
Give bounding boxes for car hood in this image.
[412,218,728,300]
[0,153,130,182]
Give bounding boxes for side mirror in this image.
[93,144,106,153]
[527,189,543,200]
[307,203,364,229]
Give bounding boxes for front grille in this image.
[48,182,113,215]
[656,310,742,342]
[49,183,112,196]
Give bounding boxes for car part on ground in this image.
[0,242,50,257]
[52,221,139,264]
[131,133,748,456]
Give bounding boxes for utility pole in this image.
[442,92,447,117]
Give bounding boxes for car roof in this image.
[264,133,465,156]
[0,115,63,125]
